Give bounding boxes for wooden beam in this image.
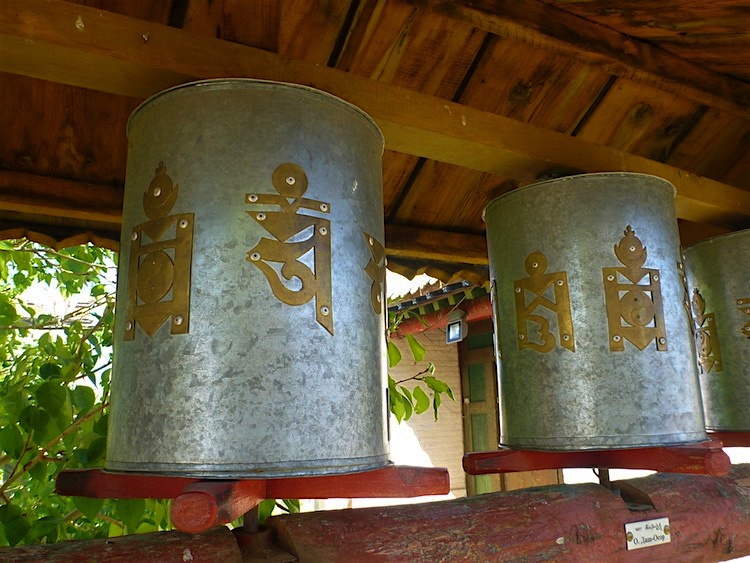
[0,170,122,224]
[0,171,487,263]
[418,0,750,119]
[2,0,750,229]
[385,224,487,265]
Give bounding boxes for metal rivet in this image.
[653,275,659,281]
[256,213,266,221]
[320,306,330,316]
[613,335,621,342]
[131,231,139,241]
[319,227,327,235]
[320,203,329,212]
[628,245,636,252]
[518,334,525,340]
[515,287,521,293]
[531,262,539,268]
[250,252,261,261]
[286,176,296,185]
[659,337,666,344]
[153,187,161,197]
[247,194,258,203]
[368,236,374,245]
[179,219,189,228]
[174,316,184,326]
[562,334,570,341]
[607,274,614,282]
[125,321,133,331]
[556,280,563,286]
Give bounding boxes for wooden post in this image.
[0,527,242,563]
[268,464,750,562]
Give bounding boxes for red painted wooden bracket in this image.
[709,431,750,447]
[463,437,731,476]
[56,465,451,533]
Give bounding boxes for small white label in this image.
[625,517,671,550]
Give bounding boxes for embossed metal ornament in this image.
[685,228,750,431]
[513,251,575,353]
[484,173,705,450]
[108,79,387,477]
[124,162,193,340]
[602,226,667,352]
[363,232,386,315]
[246,163,334,335]
[691,288,723,373]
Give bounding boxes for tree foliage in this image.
[0,239,454,545]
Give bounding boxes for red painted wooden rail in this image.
[56,465,451,533]
[463,437,731,477]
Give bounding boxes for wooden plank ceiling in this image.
[1,0,750,280]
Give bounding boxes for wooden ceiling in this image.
[2,0,750,279]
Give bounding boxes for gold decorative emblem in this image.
[738,294,750,338]
[603,226,667,352]
[246,163,333,335]
[514,252,575,353]
[677,261,694,335]
[691,288,723,373]
[363,233,386,314]
[124,162,194,340]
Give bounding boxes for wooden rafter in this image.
[418,0,750,118]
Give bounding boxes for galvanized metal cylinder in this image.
[106,79,389,477]
[484,173,706,450]
[684,229,750,431]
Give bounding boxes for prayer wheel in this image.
[106,79,389,477]
[483,173,706,450]
[684,229,750,431]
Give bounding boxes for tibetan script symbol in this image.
[124,162,194,340]
[246,163,333,335]
[738,293,750,339]
[692,288,723,373]
[514,252,575,353]
[677,261,694,336]
[363,233,386,315]
[603,226,667,352]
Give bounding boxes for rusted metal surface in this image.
[269,464,750,562]
[463,438,731,476]
[0,527,242,563]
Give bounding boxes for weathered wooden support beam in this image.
[463,439,731,476]
[0,527,243,563]
[269,465,750,562]
[385,224,488,266]
[417,0,750,118]
[2,0,750,228]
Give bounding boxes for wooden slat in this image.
[416,0,750,118]
[385,224,487,265]
[2,0,750,229]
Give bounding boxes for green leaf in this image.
[28,515,60,542]
[0,296,19,326]
[405,334,426,363]
[281,499,300,514]
[423,376,450,395]
[72,386,95,411]
[38,362,62,380]
[0,504,30,546]
[28,461,47,481]
[387,341,402,368]
[389,388,405,423]
[37,381,67,416]
[93,414,108,437]
[73,497,104,521]
[413,386,430,414]
[87,437,107,464]
[257,499,276,524]
[115,498,145,533]
[432,391,442,421]
[0,425,25,458]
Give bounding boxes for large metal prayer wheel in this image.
[106,79,389,477]
[684,229,750,431]
[484,173,706,450]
